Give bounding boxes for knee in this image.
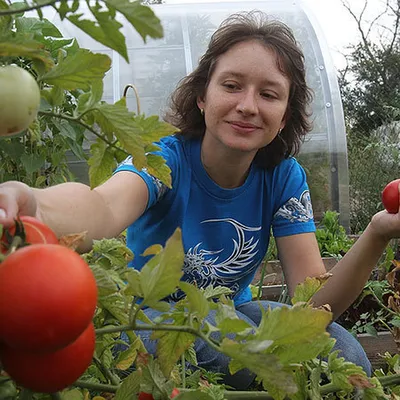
[327,322,372,376]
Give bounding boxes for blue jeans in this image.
[132,300,371,390]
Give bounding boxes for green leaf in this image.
[76,80,104,114]
[0,0,12,34]
[114,370,141,400]
[125,269,143,298]
[41,86,65,107]
[90,264,118,297]
[140,228,184,307]
[179,281,210,320]
[20,153,46,174]
[152,313,196,377]
[146,153,172,189]
[40,48,111,90]
[59,388,84,400]
[15,17,63,37]
[88,139,116,188]
[215,302,253,336]
[67,12,128,62]
[221,338,297,394]
[93,102,146,167]
[104,0,163,42]
[292,276,328,304]
[0,38,54,70]
[256,305,333,364]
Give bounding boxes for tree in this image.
[338,0,400,231]
[339,0,400,136]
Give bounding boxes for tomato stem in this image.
[74,380,119,392]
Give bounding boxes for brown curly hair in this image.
[165,10,313,169]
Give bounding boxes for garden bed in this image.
[252,257,398,369]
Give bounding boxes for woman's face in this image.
[198,40,290,158]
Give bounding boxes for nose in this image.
[236,89,258,116]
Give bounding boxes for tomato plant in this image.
[0,65,40,138]
[382,179,400,213]
[0,244,97,352]
[0,322,95,393]
[1,216,58,253]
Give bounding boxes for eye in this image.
[222,82,240,91]
[261,92,277,100]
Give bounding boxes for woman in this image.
[0,11,397,390]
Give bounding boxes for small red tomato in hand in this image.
[0,323,95,393]
[0,244,98,352]
[138,393,154,400]
[382,179,400,213]
[1,215,58,253]
[170,388,180,398]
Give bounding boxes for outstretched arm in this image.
[0,171,149,252]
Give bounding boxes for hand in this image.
[0,181,37,227]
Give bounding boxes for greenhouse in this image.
[42,0,350,228]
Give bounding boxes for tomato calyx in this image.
[0,216,59,257]
[1,219,28,255]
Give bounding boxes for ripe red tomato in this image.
[0,244,97,352]
[138,393,154,400]
[1,216,58,253]
[382,179,400,213]
[170,388,180,398]
[0,322,95,393]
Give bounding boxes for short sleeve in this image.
[113,137,178,210]
[271,158,316,237]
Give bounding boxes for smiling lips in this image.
[228,120,261,133]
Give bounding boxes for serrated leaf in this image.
[126,269,143,298]
[152,313,196,377]
[179,281,209,319]
[256,305,333,364]
[0,39,54,70]
[20,153,46,174]
[40,48,111,90]
[77,80,104,114]
[114,370,141,400]
[90,264,118,297]
[146,153,172,189]
[67,12,128,62]
[88,139,116,188]
[140,228,184,306]
[104,0,163,42]
[92,102,146,168]
[203,286,233,300]
[115,338,142,370]
[15,17,63,37]
[292,276,327,304]
[221,338,297,393]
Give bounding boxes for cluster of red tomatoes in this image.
[0,216,98,393]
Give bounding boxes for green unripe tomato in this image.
[0,65,41,137]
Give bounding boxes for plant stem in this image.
[96,323,221,353]
[0,0,60,15]
[39,111,130,157]
[74,380,120,392]
[93,355,120,386]
[367,286,397,316]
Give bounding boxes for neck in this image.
[200,140,254,189]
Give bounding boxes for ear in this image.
[196,96,205,111]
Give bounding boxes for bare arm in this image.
[277,219,392,320]
[0,171,149,252]
[276,232,326,298]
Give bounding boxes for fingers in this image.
[0,182,36,228]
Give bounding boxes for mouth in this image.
[228,121,261,132]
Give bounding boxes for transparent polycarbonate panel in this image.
[41,0,349,228]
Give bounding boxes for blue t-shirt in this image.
[114,135,315,306]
